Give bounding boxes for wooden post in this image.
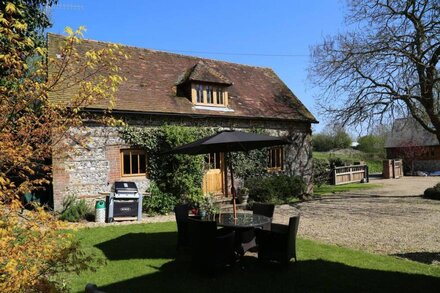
[229,156,237,219]
[224,153,228,197]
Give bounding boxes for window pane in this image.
[139,154,146,173]
[132,154,139,174]
[214,152,221,169]
[197,85,203,103]
[217,88,223,104]
[123,154,131,174]
[280,149,284,169]
[209,153,215,169]
[207,86,213,104]
[267,148,284,169]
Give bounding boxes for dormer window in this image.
[176,61,232,108]
[192,83,228,106]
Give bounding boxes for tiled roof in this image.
[385,118,438,148]
[48,34,317,123]
[177,61,232,85]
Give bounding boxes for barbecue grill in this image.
[106,181,143,222]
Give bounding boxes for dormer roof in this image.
[177,61,232,85]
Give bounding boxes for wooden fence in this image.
[332,164,369,185]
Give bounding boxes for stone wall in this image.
[52,113,313,211]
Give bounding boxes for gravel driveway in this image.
[273,177,440,264]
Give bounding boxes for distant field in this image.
[313,150,384,174]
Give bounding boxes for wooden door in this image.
[202,152,224,195]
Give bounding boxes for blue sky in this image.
[48,0,347,132]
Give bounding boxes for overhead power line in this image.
[152,48,309,58]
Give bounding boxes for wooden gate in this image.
[333,164,368,185]
[202,152,224,195]
[383,159,403,179]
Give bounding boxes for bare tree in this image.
[310,0,440,142]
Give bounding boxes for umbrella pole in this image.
[228,155,237,219]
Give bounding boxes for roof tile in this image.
[48,34,317,123]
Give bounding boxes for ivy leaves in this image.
[120,125,269,199]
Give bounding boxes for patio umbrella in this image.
[167,130,290,218]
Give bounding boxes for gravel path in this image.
[273,177,440,264]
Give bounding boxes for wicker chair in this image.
[240,203,276,253]
[252,203,275,230]
[187,218,236,273]
[174,204,200,250]
[253,203,275,218]
[255,215,300,265]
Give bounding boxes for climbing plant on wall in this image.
[120,125,216,202]
[230,128,269,180]
[120,125,269,200]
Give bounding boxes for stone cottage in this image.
[48,34,318,211]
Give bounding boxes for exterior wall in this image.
[386,146,440,173]
[52,126,149,211]
[413,160,440,172]
[387,146,440,161]
[52,113,313,211]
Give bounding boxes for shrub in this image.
[313,158,331,187]
[245,175,306,204]
[59,195,92,222]
[328,157,352,167]
[423,183,440,200]
[1,199,101,293]
[143,182,177,215]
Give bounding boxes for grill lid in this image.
[115,181,138,193]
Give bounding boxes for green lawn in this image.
[314,183,383,196]
[313,151,384,173]
[63,222,440,293]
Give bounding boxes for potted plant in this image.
[237,187,249,204]
[199,196,214,217]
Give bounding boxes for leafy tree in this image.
[313,125,352,151]
[310,0,440,142]
[357,134,386,155]
[332,127,352,149]
[312,133,334,152]
[0,2,126,292]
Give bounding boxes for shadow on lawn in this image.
[97,255,440,293]
[393,252,440,265]
[95,232,177,260]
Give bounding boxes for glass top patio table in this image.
[204,213,271,229]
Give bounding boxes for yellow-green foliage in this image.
[0,201,101,292]
[0,1,124,292]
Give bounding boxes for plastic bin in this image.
[95,200,106,223]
